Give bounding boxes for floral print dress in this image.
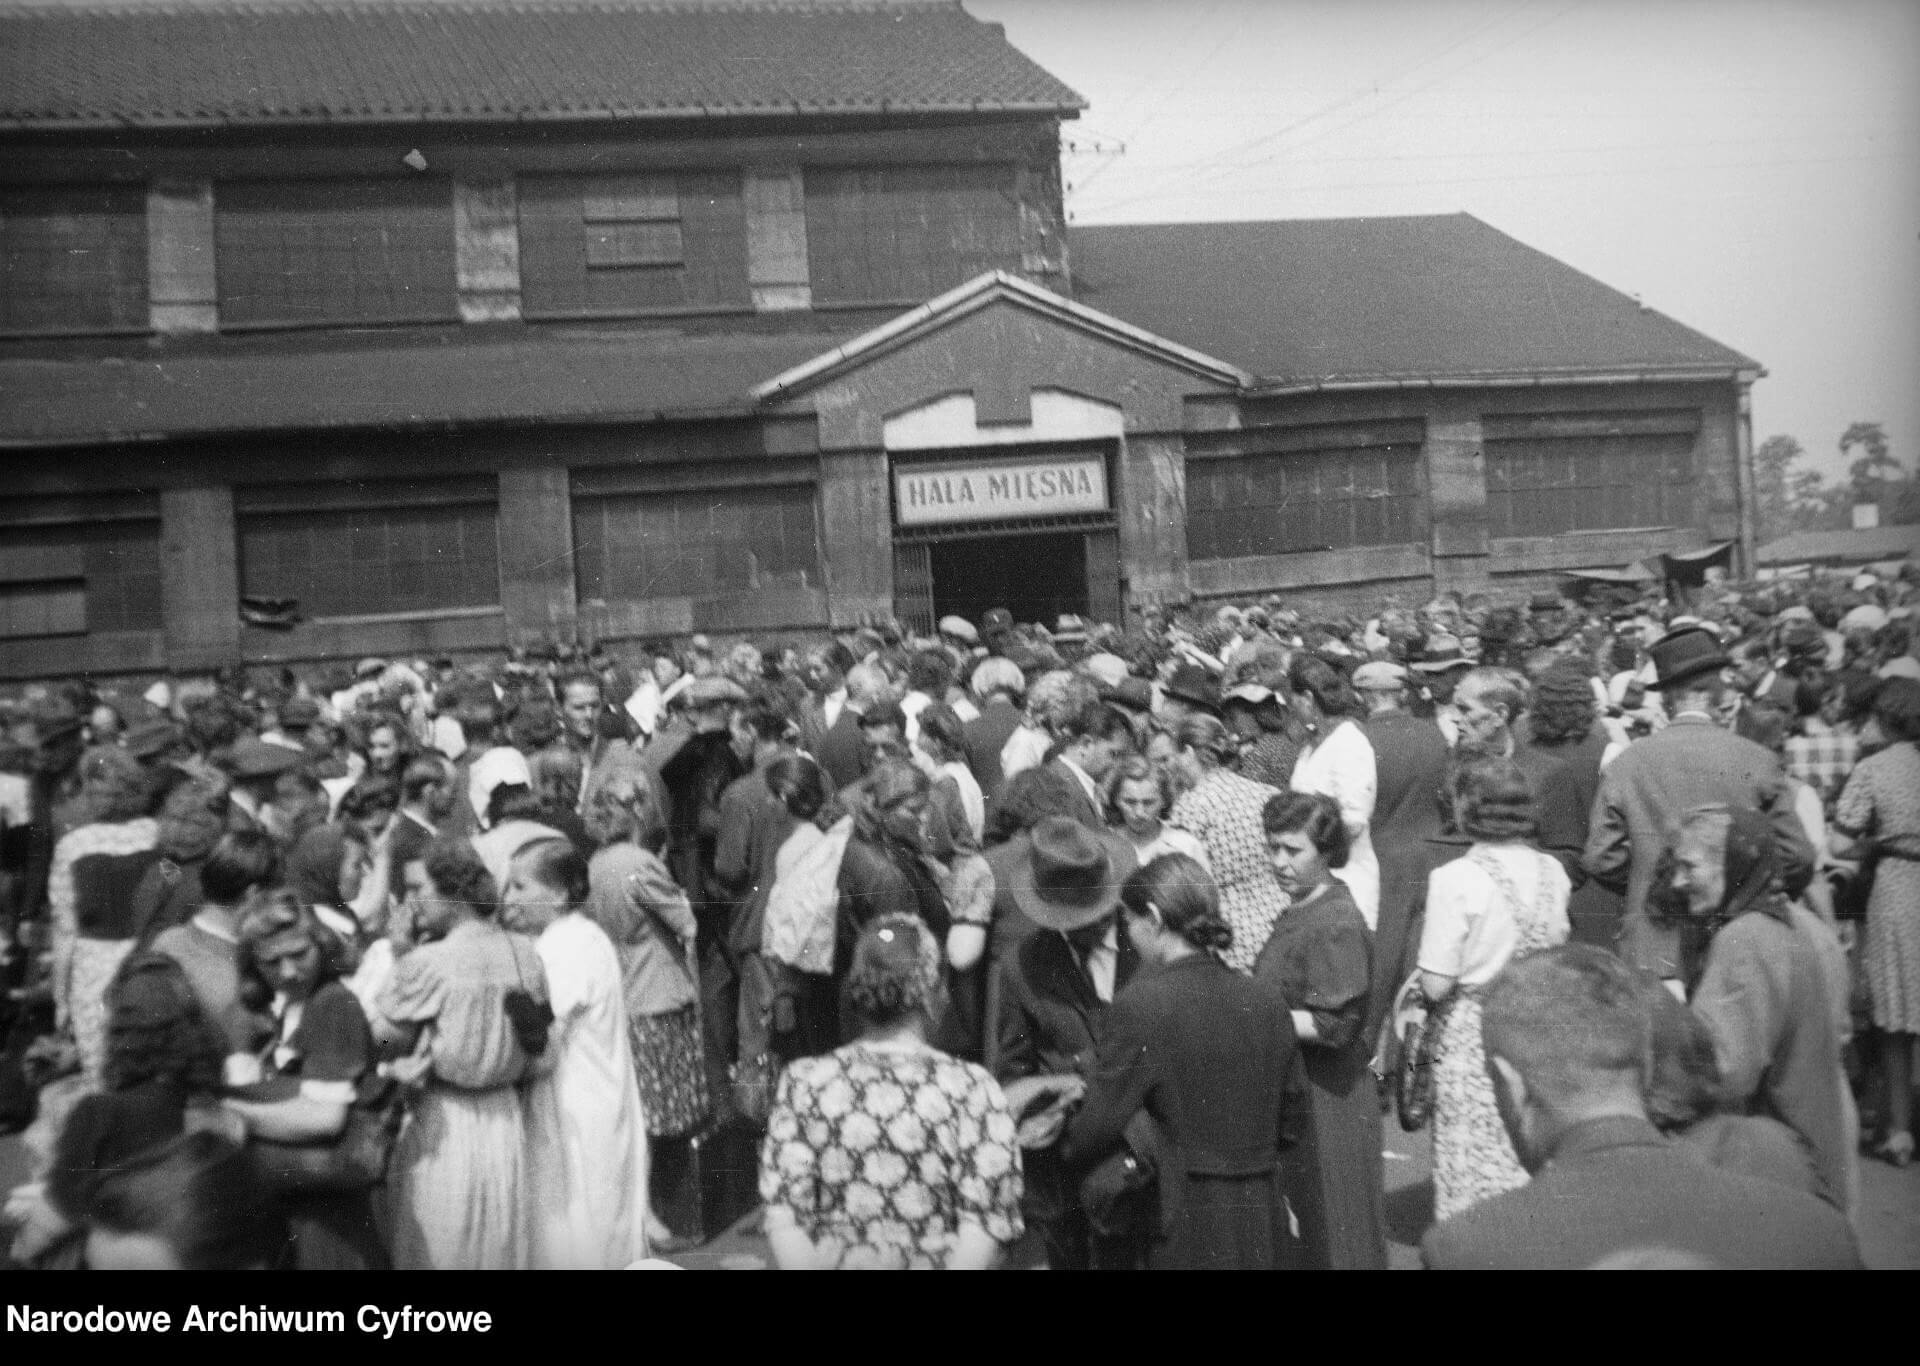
[1170,767,1287,974]
[758,1043,1024,1268]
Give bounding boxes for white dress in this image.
[524,912,653,1269]
[1290,719,1381,930]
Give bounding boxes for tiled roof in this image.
[0,0,1084,129]
[1071,214,1759,387]
[0,323,857,444]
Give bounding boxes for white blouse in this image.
[1289,718,1381,930]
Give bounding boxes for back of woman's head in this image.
[423,834,499,916]
[916,703,966,759]
[842,914,943,1034]
[986,765,1083,843]
[517,837,590,907]
[200,829,282,906]
[1450,756,1537,843]
[1642,980,1723,1131]
[584,771,663,850]
[765,753,829,823]
[1287,655,1361,719]
[1873,676,1920,743]
[1174,713,1237,767]
[79,744,154,823]
[337,775,400,823]
[1261,790,1350,868]
[86,1131,289,1271]
[1120,853,1232,954]
[102,953,225,1095]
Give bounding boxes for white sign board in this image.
[894,455,1108,528]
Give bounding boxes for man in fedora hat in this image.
[1584,626,1814,986]
[994,816,1140,1269]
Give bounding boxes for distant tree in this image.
[1840,420,1905,505]
[1753,432,1846,538]
[1753,434,1805,541]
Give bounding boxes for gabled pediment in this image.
[752,271,1250,448]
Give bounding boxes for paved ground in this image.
[7,1101,1916,1270]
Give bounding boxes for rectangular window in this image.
[1485,431,1696,538]
[215,178,457,327]
[520,172,749,317]
[0,185,149,335]
[1187,445,1424,562]
[237,479,498,619]
[0,515,164,637]
[804,165,1023,304]
[573,484,820,602]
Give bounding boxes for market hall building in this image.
[0,1,1763,683]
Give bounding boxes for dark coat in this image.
[1062,954,1309,1270]
[1583,718,1814,977]
[1358,710,1451,1032]
[805,707,868,794]
[1520,723,1624,948]
[1042,757,1104,831]
[993,920,1141,1230]
[963,696,1025,799]
[1422,1116,1861,1270]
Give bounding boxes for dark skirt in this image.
[631,1005,711,1138]
[1147,1170,1302,1271]
[1293,1050,1390,1270]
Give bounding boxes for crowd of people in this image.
[1,560,1915,1270]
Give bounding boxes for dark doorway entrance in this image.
[929,531,1088,629]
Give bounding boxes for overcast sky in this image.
[17,0,1919,484]
[969,0,1920,481]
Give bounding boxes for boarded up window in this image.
[0,509,164,637]
[215,179,457,326]
[1485,425,1696,538]
[804,165,1022,304]
[520,172,749,317]
[238,479,498,618]
[573,484,820,602]
[0,185,148,335]
[1188,445,1424,562]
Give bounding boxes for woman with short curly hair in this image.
[757,914,1024,1269]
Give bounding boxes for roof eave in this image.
[1242,364,1764,397]
[0,99,1086,134]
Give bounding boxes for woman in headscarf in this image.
[49,746,160,1082]
[1674,803,1854,1210]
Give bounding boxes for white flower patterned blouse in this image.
[758,1044,1024,1268]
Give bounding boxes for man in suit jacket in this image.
[1422,945,1861,1270]
[1584,629,1814,982]
[1042,698,1132,832]
[1354,661,1450,1037]
[994,818,1141,1270]
[962,656,1027,800]
[799,646,883,793]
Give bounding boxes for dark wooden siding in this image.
[0,493,163,637]
[804,164,1023,304]
[0,185,148,335]
[236,477,498,618]
[214,178,458,327]
[1187,444,1424,561]
[573,483,820,602]
[1484,412,1698,536]
[518,170,751,317]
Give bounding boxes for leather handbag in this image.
[248,1076,405,1194]
[1079,1109,1160,1240]
[1393,987,1453,1134]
